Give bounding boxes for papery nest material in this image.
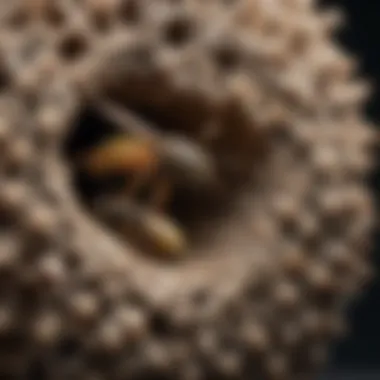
[0,0,377,379]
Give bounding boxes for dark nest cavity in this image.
[63,94,268,260]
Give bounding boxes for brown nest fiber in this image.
[0,0,377,379]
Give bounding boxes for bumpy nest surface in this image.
[0,0,377,379]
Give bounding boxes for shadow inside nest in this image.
[62,95,266,262]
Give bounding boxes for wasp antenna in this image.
[95,98,159,140]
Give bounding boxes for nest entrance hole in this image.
[62,100,239,260]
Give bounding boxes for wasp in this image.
[77,100,219,208]
[93,194,187,258]
[76,99,220,256]
[78,99,219,194]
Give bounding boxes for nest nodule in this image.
[0,0,377,379]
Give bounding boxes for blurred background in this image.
[318,0,380,378]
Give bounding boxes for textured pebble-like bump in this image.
[0,0,377,379]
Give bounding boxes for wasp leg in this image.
[146,175,173,212]
[93,195,187,258]
[95,98,160,141]
[124,164,152,198]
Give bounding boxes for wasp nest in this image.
[0,0,377,379]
